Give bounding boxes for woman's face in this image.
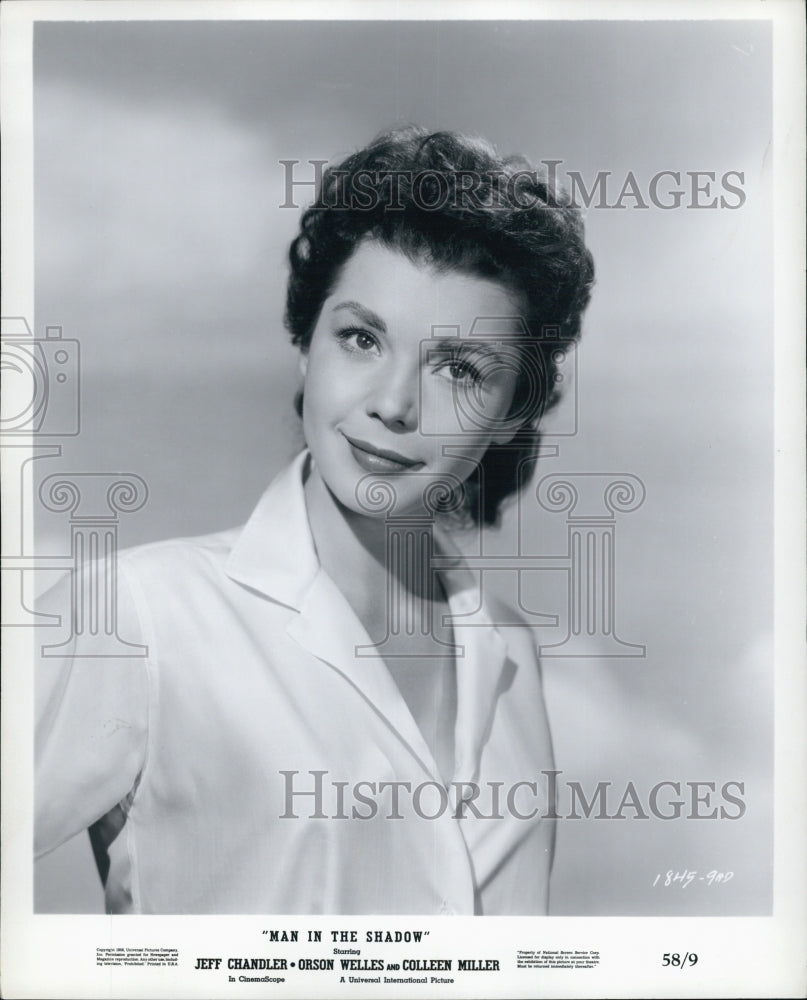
[300,239,525,518]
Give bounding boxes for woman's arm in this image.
[34,563,149,860]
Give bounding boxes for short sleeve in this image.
[35,562,150,859]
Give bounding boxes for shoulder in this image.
[97,526,247,634]
[118,525,241,583]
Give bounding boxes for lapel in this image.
[226,451,512,787]
[435,532,511,788]
[286,568,441,779]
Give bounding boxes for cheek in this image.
[303,357,362,426]
[424,386,460,428]
[425,382,512,440]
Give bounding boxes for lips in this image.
[342,433,424,473]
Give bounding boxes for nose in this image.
[366,367,418,432]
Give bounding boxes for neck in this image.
[303,463,440,628]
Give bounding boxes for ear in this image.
[298,351,308,378]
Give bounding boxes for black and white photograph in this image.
[1,1,804,997]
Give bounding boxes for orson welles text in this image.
[278,770,747,820]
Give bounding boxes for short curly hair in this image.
[284,125,595,526]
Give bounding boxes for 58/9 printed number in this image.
[662,953,698,968]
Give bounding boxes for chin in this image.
[343,470,428,520]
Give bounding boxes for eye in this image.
[434,356,484,387]
[335,327,381,356]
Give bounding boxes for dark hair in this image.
[284,125,595,526]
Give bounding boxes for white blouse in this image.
[35,452,555,914]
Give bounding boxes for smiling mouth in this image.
[342,434,424,472]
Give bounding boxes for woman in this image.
[35,126,595,914]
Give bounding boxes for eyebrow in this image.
[331,301,519,365]
[430,336,513,367]
[332,300,387,333]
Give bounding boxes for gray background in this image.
[32,19,772,915]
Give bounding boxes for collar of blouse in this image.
[225,449,512,786]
